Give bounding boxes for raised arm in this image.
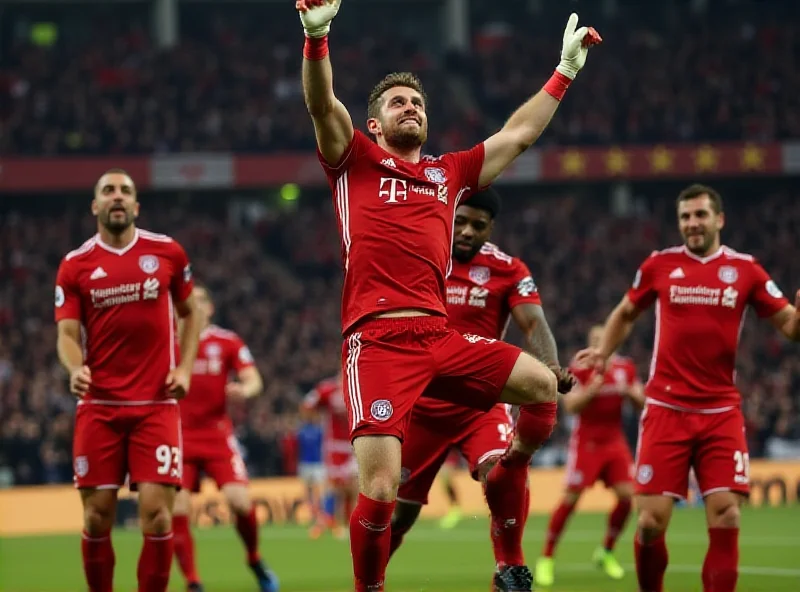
[479,13,601,187]
[298,0,354,165]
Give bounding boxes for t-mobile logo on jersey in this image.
[379,177,407,203]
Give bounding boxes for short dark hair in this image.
[95,168,135,193]
[462,188,501,219]
[676,183,723,214]
[367,72,427,120]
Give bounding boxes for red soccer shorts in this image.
[634,403,750,499]
[341,316,520,441]
[182,424,249,492]
[73,402,182,490]
[398,403,514,505]
[564,435,634,492]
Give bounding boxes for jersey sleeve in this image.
[446,142,486,196]
[54,259,82,322]
[317,129,373,180]
[626,253,659,310]
[507,259,542,308]
[169,241,194,303]
[230,335,256,372]
[747,261,790,318]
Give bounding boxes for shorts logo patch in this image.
[637,464,653,484]
[370,399,393,421]
[400,467,411,484]
[74,456,89,478]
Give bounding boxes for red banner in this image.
[0,142,789,193]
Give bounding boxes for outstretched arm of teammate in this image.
[298,0,354,165]
[511,303,574,393]
[575,296,642,372]
[768,290,800,341]
[478,13,601,187]
[225,366,264,399]
[167,295,201,399]
[562,373,604,414]
[57,319,91,397]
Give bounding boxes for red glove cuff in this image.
[543,70,573,102]
[303,35,329,61]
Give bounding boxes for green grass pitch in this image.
[2,506,799,591]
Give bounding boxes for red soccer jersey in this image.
[416,242,542,419]
[319,130,485,334]
[303,377,350,453]
[180,325,255,431]
[54,229,194,403]
[627,245,789,409]
[569,356,638,443]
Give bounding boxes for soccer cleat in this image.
[492,565,533,592]
[249,559,280,592]
[438,507,463,529]
[593,546,625,580]
[533,556,555,587]
[187,583,205,592]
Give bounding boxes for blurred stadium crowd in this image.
[1,0,799,486]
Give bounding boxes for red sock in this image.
[388,521,412,560]
[603,497,632,551]
[516,402,558,452]
[235,508,261,564]
[137,533,174,592]
[350,493,395,592]
[634,532,668,592]
[81,530,115,592]
[702,528,739,592]
[543,501,576,557]
[484,463,529,566]
[172,515,200,584]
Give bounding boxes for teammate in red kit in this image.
[297,1,600,589]
[388,189,570,591]
[302,373,358,539]
[171,285,279,592]
[55,169,202,592]
[578,184,800,592]
[534,324,644,587]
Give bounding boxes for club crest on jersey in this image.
[205,343,222,358]
[637,464,653,484]
[424,167,447,184]
[469,266,491,286]
[139,255,159,274]
[718,266,738,284]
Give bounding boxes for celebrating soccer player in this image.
[577,184,800,592]
[55,169,201,592]
[298,0,600,588]
[534,324,644,587]
[388,189,571,591]
[171,285,278,592]
[302,373,358,539]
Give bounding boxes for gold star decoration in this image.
[694,145,718,172]
[560,150,586,176]
[741,144,764,170]
[649,146,673,173]
[606,147,629,174]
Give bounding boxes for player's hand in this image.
[574,347,608,373]
[297,0,341,38]
[548,364,577,395]
[165,367,191,400]
[225,382,246,398]
[69,365,92,398]
[556,13,602,80]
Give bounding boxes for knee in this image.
[140,503,173,535]
[363,471,399,502]
[83,504,115,536]
[516,366,557,406]
[637,509,668,541]
[226,490,252,516]
[710,502,740,529]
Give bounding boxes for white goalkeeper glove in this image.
[556,13,602,80]
[297,0,341,38]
